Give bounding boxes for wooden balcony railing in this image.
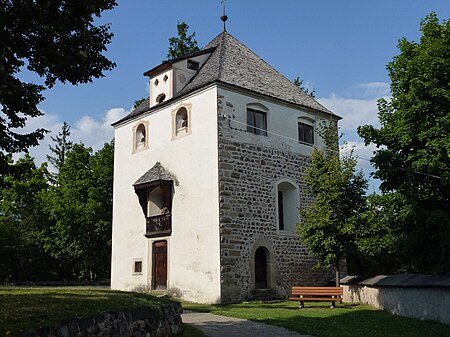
[145,214,171,238]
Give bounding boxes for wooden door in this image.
[152,241,167,290]
[255,247,268,289]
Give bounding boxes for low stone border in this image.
[342,274,450,325]
[20,302,183,337]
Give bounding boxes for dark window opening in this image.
[247,108,267,136]
[156,93,166,104]
[298,122,314,145]
[255,247,268,289]
[187,60,199,71]
[134,261,142,273]
[278,191,284,230]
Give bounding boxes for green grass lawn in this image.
[0,286,203,337]
[183,300,450,337]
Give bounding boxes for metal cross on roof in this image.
[220,0,228,32]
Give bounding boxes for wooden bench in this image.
[289,286,343,308]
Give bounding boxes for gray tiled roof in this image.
[178,32,333,114]
[114,31,334,126]
[133,162,178,187]
[341,274,450,287]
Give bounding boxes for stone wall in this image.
[343,285,450,325]
[342,274,450,325]
[217,93,333,303]
[20,303,183,337]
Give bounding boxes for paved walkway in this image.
[182,310,314,337]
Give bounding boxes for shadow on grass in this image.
[183,301,450,337]
[0,287,168,336]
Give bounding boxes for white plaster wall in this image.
[343,285,450,325]
[217,87,331,156]
[149,70,173,107]
[111,86,221,303]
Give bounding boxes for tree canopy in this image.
[358,13,450,274]
[298,123,368,285]
[0,1,116,181]
[0,121,114,281]
[167,21,200,59]
[47,121,73,176]
[43,142,113,280]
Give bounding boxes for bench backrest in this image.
[291,287,343,296]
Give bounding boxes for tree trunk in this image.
[335,263,340,287]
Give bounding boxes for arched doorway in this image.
[255,247,268,289]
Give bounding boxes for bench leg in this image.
[331,301,335,309]
[299,300,304,309]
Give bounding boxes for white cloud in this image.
[318,81,391,138]
[318,93,384,135]
[355,82,390,98]
[340,141,381,193]
[318,83,390,194]
[20,107,129,166]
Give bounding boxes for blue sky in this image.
[24,0,450,192]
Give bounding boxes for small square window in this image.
[298,122,314,145]
[187,60,199,71]
[133,261,142,274]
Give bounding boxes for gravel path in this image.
[182,310,314,337]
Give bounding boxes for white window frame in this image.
[132,121,149,153]
[171,103,192,140]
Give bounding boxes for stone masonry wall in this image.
[217,93,333,303]
[20,303,183,337]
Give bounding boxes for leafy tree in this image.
[0,155,58,280]
[0,1,117,180]
[298,123,368,285]
[293,76,316,98]
[350,194,405,275]
[44,141,114,280]
[358,13,450,274]
[47,122,73,175]
[167,21,200,59]
[133,98,146,109]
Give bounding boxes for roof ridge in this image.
[222,33,329,110]
[217,32,228,81]
[113,31,336,126]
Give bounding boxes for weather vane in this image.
[220,0,228,32]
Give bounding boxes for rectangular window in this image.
[247,108,267,136]
[133,260,143,274]
[278,191,284,231]
[187,60,199,71]
[298,122,314,145]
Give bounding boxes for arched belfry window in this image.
[172,103,192,139]
[176,107,188,131]
[276,180,299,232]
[133,121,149,153]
